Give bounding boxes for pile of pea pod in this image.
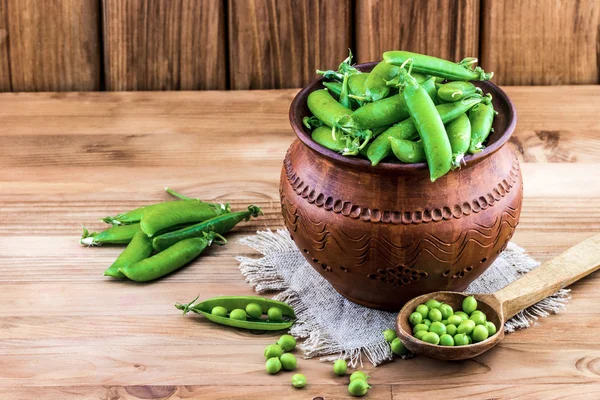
[305,50,498,181]
[80,187,263,282]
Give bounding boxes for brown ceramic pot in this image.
[280,62,521,311]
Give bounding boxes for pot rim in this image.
[289,61,517,173]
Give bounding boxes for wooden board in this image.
[1,87,600,398]
[4,0,101,92]
[102,0,226,90]
[481,0,600,85]
[228,0,352,89]
[355,0,480,63]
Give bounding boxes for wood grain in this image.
[228,0,352,89]
[1,89,600,397]
[481,0,600,85]
[0,0,10,91]
[355,0,480,63]
[102,0,226,90]
[5,0,100,91]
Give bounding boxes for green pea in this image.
[415,304,429,319]
[348,379,371,397]
[414,330,428,340]
[211,306,228,317]
[391,338,408,356]
[333,359,347,376]
[454,311,469,321]
[472,325,489,342]
[421,332,440,345]
[277,334,296,352]
[447,315,463,326]
[413,324,429,334]
[467,335,473,344]
[429,322,446,336]
[485,321,497,336]
[280,353,297,370]
[457,320,476,335]
[266,357,282,374]
[422,319,432,327]
[409,312,423,326]
[439,334,454,346]
[383,329,397,343]
[428,308,443,322]
[441,319,448,325]
[268,307,283,321]
[446,324,457,336]
[230,309,247,321]
[462,296,478,315]
[349,371,370,382]
[245,303,262,319]
[264,344,283,360]
[439,304,454,319]
[454,333,469,346]
[425,299,442,309]
[292,373,306,388]
[469,312,487,326]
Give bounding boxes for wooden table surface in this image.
[1,87,599,399]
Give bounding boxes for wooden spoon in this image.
[396,233,600,361]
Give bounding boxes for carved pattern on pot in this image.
[281,190,521,276]
[283,150,520,225]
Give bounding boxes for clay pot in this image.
[280,62,521,311]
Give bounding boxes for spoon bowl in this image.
[396,233,600,361]
[397,291,503,360]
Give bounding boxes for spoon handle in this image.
[494,233,600,319]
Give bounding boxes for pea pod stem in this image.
[316,49,360,82]
[164,187,192,200]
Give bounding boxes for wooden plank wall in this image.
[0,0,598,91]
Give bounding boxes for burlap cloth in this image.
[237,230,570,366]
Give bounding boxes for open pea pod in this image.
[175,295,296,331]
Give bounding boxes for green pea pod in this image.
[383,51,493,81]
[102,188,193,225]
[153,205,263,252]
[80,223,141,246]
[400,71,452,181]
[141,200,231,237]
[104,231,153,278]
[345,76,437,131]
[323,81,342,97]
[120,232,226,282]
[311,125,347,152]
[175,295,296,331]
[468,101,497,154]
[445,113,471,168]
[307,89,352,128]
[389,138,426,163]
[367,95,483,166]
[364,61,401,102]
[348,73,369,99]
[437,81,482,102]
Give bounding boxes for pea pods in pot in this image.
[175,295,296,331]
[285,61,521,310]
